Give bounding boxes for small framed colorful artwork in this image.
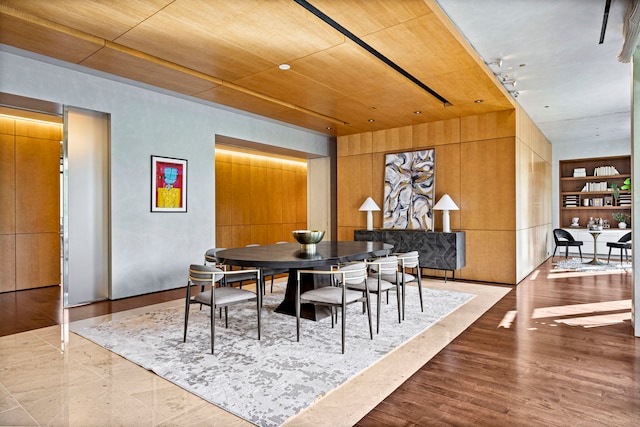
[151,155,187,212]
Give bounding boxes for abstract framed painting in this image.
[151,155,187,212]
[383,149,435,230]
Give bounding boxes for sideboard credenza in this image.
[354,229,465,280]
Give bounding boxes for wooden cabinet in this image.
[559,156,631,228]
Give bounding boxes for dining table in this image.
[215,241,393,320]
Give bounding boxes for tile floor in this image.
[0,280,509,426]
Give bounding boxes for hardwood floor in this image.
[357,259,639,426]
[1,258,638,425]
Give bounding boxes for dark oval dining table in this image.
[215,241,392,320]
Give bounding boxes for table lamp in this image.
[433,194,459,232]
[359,197,381,230]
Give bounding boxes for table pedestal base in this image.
[584,231,605,265]
[274,269,331,321]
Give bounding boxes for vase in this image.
[619,222,627,229]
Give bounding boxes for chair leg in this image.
[578,247,583,261]
[183,286,191,342]
[296,283,301,343]
[224,306,228,329]
[366,293,373,340]
[564,246,569,259]
[256,294,261,340]
[552,246,557,261]
[395,283,402,324]
[417,269,424,312]
[210,302,215,355]
[341,301,346,354]
[376,290,382,334]
[608,247,612,263]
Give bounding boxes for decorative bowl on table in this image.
[292,230,325,253]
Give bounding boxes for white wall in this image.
[551,138,630,228]
[0,47,332,299]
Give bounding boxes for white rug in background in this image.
[71,287,475,427]
[555,257,632,272]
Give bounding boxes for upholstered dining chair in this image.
[184,264,261,354]
[296,262,372,354]
[347,256,400,333]
[552,229,583,261]
[376,251,423,320]
[204,248,259,289]
[607,232,632,263]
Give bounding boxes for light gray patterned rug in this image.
[71,285,475,427]
[555,257,632,272]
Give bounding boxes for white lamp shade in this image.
[359,197,381,211]
[433,194,459,211]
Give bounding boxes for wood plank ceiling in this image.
[0,0,515,136]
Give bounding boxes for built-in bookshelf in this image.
[559,155,631,228]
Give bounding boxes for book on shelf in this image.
[580,181,608,192]
[563,195,579,207]
[573,167,586,177]
[594,165,620,176]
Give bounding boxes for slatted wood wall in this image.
[0,114,61,292]
[215,149,307,248]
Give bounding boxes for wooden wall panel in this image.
[372,125,412,153]
[0,134,16,234]
[460,137,516,231]
[15,120,62,140]
[231,163,252,225]
[15,232,60,290]
[295,170,307,224]
[516,105,552,163]
[460,110,516,142]
[460,230,516,284]
[15,136,60,233]
[281,169,298,223]
[215,160,233,226]
[337,154,374,227]
[215,152,307,248]
[433,144,461,232]
[0,116,15,134]
[337,132,372,157]
[266,167,283,224]
[413,118,460,147]
[0,235,16,293]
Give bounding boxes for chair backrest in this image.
[620,232,632,243]
[337,262,367,285]
[553,228,575,243]
[397,251,419,269]
[204,248,226,265]
[368,256,398,275]
[189,264,225,285]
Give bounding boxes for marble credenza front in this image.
[354,229,466,273]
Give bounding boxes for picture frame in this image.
[151,155,187,212]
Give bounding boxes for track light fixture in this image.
[486,58,503,68]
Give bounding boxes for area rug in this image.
[555,257,632,272]
[70,286,475,427]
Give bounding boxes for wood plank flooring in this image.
[1,258,638,425]
[357,260,639,426]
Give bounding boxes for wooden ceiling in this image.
[0,0,515,136]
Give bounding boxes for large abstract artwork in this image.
[383,149,435,230]
[151,155,187,212]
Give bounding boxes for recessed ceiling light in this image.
[368,119,375,122]
[326,127,332,130]
[414,110,422,114]
[278,64,291,70]
[474,99,483,103]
